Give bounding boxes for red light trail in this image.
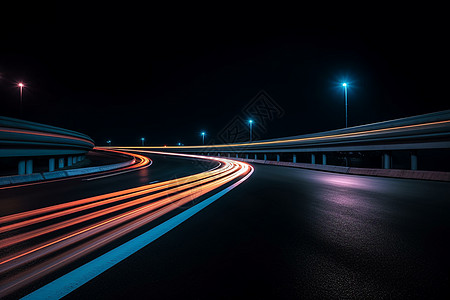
[0,151,252,297]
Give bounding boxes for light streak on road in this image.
[0,151,253,297]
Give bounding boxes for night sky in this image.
[1,6,448,146]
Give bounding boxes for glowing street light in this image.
[342,82,348,128]
[18,82,25,118]
[141,137,145,146]
[106,140,111,146]
[248,119,253,142]
[201,132,206,144]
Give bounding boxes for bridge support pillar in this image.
[311,153,316,164]
[58,158,65,168]
[276,154,280,162]
[264,154,267,161]
[382,153,391,169]
[67,156,73,167]
[18,160,26,175]
[293,154,296,163]
[411,152,418,170]
[26,159,33,174]
[49,158,55,172]
[322,154,327,165]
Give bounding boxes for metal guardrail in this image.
[126,110,450,153]
[0,116,94,157]
[124,110,450,171]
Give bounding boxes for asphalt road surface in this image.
[68,160,450,299]
[2,153,450,298]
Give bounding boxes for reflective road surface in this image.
[1,152,450,298]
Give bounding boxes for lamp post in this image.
[141,137,145,146]
[201,132,206,145]
[248,120,253,141]
[18,82,24,118]
[342,83,348,128]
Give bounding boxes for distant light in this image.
[342,83,347,87]
[18,82,24,87]
[141,137,145,141]
[201,132,205,136]
[249,120,253,124]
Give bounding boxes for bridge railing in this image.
[127,110,450,171]
[0,116,94,175]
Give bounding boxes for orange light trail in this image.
[0,127,94,146]
[0,151,253,297]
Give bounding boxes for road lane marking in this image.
[22,164,253,299]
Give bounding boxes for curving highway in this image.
[1,150,449,298]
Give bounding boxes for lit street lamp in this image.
[342,82,348,128]
[201,132,206,145]
[141,137,145,146]
[18,82,25,118]
[248,120,253,142]
[107,140,111,146]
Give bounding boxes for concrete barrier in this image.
[0,158,136,187]
[229,157,450,182]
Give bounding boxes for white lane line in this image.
[22,165,253,300]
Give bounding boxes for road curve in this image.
[65,159,450,299]
[0,151,253,298]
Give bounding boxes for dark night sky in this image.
[1,5,448,146]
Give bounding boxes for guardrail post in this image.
[67,156,73,166]
[276,154,280,162]
[264,154,267,161]
[26,159,33,174]
[49,158,55,172]
[311,153,316,164]
[322,154,327,165]
[411,152,418,170]
[18,160,26,175]
[58,158,65,168]
[293,154,296,163]
[382,153,391,169]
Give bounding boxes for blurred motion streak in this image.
[0,151,252,297]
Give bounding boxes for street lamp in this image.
[342,83,348,128]
[141,137,145,146]
[248,119,253,142]
[107,140,111,146]
[18,82,25,118]
[201,132,206,145]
